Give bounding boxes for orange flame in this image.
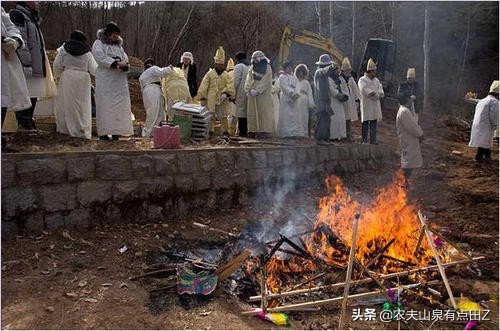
[255,171,450,293]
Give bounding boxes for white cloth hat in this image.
[407,68,416,78]
[251,50,270,63]
[489,80,499,94]
[367,58,377,71]
[180,51,194,63]
[316,54,333,66]
[341,57,352,71]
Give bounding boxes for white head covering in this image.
[251,50,270,63]
[180,51,194,64]
[489,80,499,94]
[407,68,416,79]
[316,54,333,66]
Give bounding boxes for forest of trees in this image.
[3,1,498,115]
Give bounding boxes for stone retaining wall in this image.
[1,144,397,234]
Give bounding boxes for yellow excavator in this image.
[278,24,344,69]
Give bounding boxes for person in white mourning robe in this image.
[92,22,133,141]
[469,80,499,162]
[328,69,349,141]
[53,30,97,139]
[358,58,384,144]
[277,61,301,137]
[396,93,424,180]
[339,57,360,142]
[292,64,314,137]
[139,59,173,137]
[1,6,31,151]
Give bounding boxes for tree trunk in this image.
[351,1,356,64]
[329,2,334,41]
[456,3,471,97]
[390,2,395,40]
[423,2,431,113]
[167,4,195,64]
[314,2,322,35]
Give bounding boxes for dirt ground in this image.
[1,103,499,329]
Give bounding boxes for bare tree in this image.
[456,3,471,97]
[167,4,195,64]
[314,2,322,36]
[423,2,431,112]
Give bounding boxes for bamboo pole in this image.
[259,260,268,313]
[418,210,457,309]
[243,282,438,315]
[248,256,484,302]
[338,214,360,329]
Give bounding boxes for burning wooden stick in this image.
[418,210,457,309]
[364,238,396,270]
[248,256,485,302]
[338,214,360,329]
[413,226,426,257]
[216,249,251,282]
[192,222,239,238]
[243,281,440,314]
[259,260,268,313]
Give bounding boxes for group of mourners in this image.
[2,2,498,174]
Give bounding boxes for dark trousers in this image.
[403,168,413,179]
[346,120,352,141]
[315,111,331,141]
[15,97,37,129]
[238,117,248,137]
[476,147,491,161]
[361,120,377,144]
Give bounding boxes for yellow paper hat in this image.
[489,80,499,94]
[407,68,416,78]
[341,57,352,71]
[367,58,377,71]
[214,46,225,64]
[226,58,235,71]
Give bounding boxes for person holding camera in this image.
[92,22,133,141]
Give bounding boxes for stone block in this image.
[212,173,234,190]
[40,184,77,212]
[317,146,329,162]
[216,151,235,170]
[2,222,19,235]
[44,212,65,231]
[252,151,267,168]
[199,152,217,172]
[295,149,308,164]
[282,149,295,166]
[142,177,174,196]
[147,204,163,222]
[17,159,66,185]
[218,190,234,209]
[1,159,16,188]
[235,151,252,169]
[329,146,340,160]
[350,146,360,160]
[205,191,217,209]
[338,146,351,159]
[192,175,212,191]
[177,153,200,174]
[266,150,283,167]
[154,154,178,175]
[131,156,154,178]
[67,157,94,182]
[2,187,37,218]
[77,181,112,207]
[96,155,133,180]
[175,175,194,191]
[64,209,90,229]
[306,148,318,164]
[113,181,141,203]
[25,211,44,233]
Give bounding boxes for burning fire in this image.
[260,171,450,293]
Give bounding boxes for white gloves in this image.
[220,93,228,102]
[250,89,259,97]
[411,95,416,101]
[23,66,32,77]
[2,37,19,56]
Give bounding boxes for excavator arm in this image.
[279,24,343,68]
